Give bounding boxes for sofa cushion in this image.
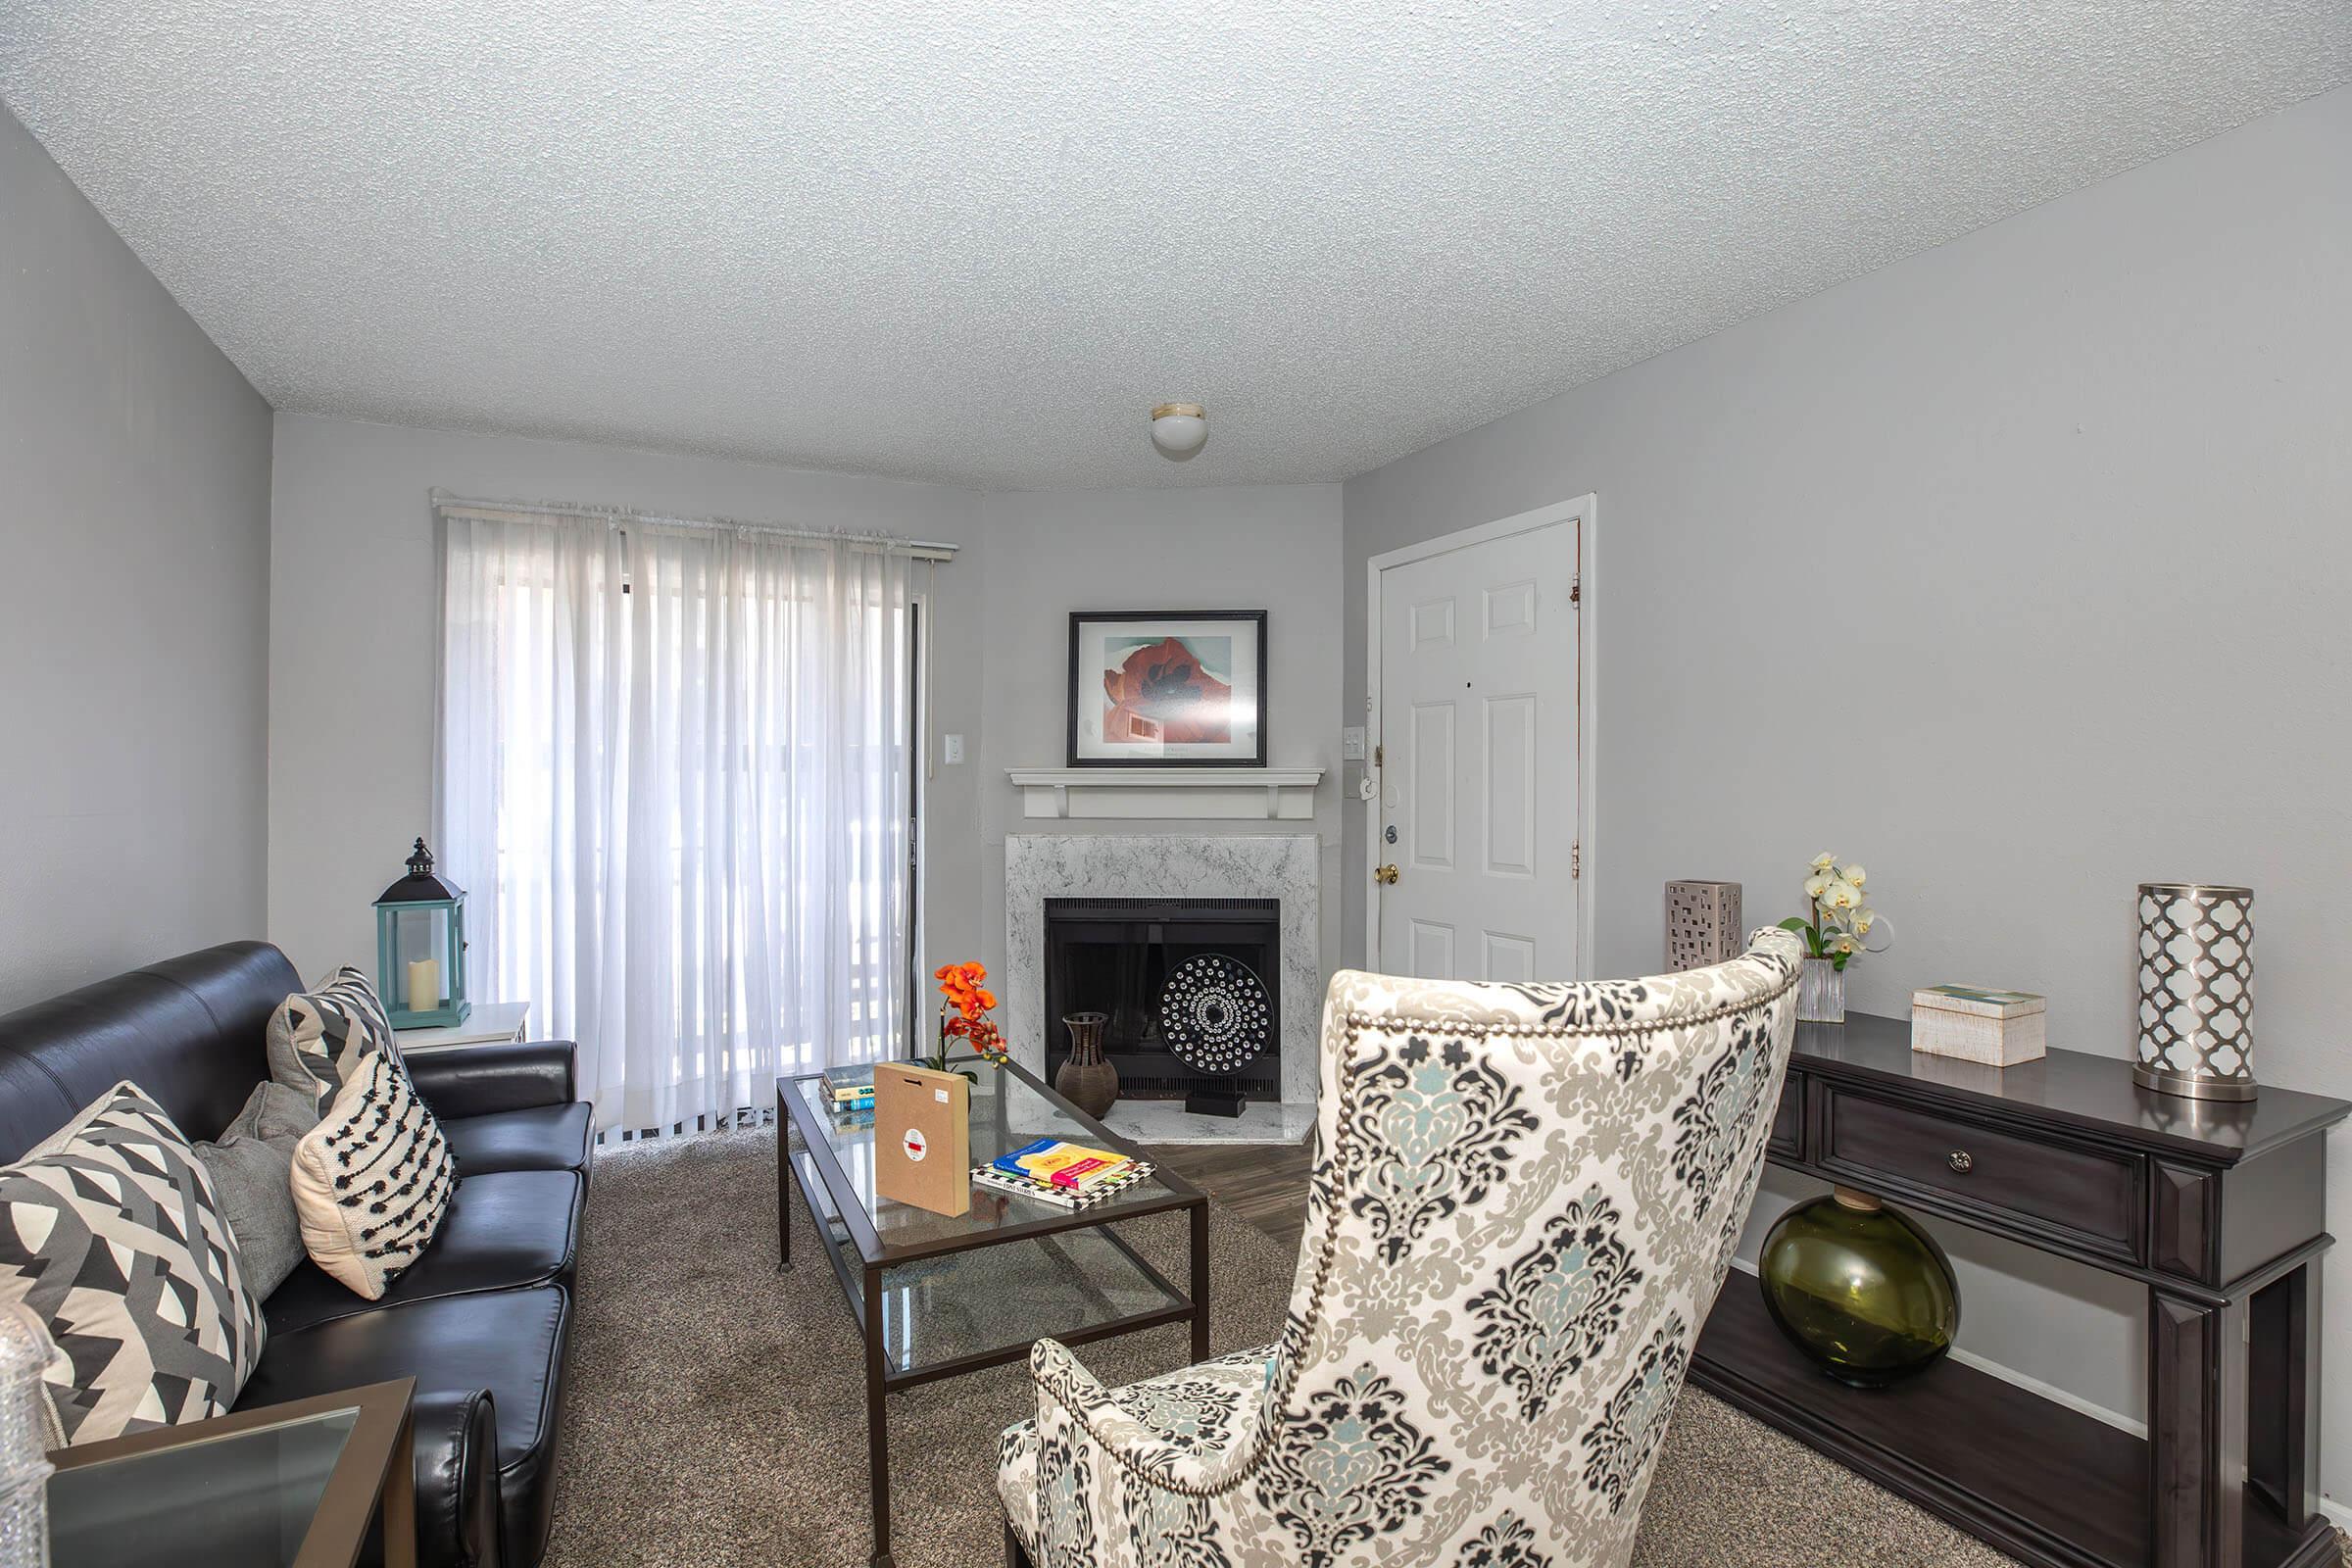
[0,1082,266,1445]
[267,1168,582,1338]
[289,1051,460,1301]
[239,1286,570,1568]
[267,966,399,1117]
[438,1102,594,1177]
[192,1081,319,1298]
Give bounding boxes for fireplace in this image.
[1042,896,1282,1103]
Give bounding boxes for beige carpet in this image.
[542,1128,2336,1568]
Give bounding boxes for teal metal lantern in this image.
[374,838,471,1029]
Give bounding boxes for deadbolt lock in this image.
[1374,863,1400,886]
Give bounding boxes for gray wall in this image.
[267,416,982,982]
[1341,86,2352,1502]
[967,485,1346,998]
[267,417,1343,1033]
[0,106,272,1011]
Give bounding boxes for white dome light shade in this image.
[1150,402,1207,458]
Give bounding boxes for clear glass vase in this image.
[0,1304,49,1568]
[1797,956,1846,1023]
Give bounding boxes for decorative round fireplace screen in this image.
[1157,954,1273,1078]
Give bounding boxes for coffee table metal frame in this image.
[776,1055,1210,1568]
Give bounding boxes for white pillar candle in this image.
[407,956,440,1015]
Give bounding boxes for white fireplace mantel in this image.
[1006,767,1323,821]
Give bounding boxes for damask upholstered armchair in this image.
[999,928,1804,1568]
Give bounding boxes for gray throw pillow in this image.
[193,1081,320,1298]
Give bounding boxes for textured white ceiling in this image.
[2,3,2345,491]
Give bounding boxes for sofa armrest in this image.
[407,1040,577,1119]
[410,1387,504,1568]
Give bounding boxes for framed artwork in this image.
[1067,611,1267,767]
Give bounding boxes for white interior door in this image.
[1374,516,1579,982]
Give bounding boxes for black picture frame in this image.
[1066,610,1269,769]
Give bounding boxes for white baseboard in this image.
[1718,1260,2349,1528]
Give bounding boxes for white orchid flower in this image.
[1803,875,1828,900]
[1811,852,1837,871]
[1842,863,1867,887]
[1824,881,1861,911]
[1831,934,1858,955]
[1855,908,1876,934]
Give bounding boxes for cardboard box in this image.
[874,1063,971,1217]
[1911,985,2047,1067]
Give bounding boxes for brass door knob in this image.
[1374,863,1400,886]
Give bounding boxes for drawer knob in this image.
[1947,1150,1974,1174]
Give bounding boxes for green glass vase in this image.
[1757,1187,1959,1388]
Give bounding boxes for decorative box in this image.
[1910,985,2046,1066]
[1665,881,1743,972]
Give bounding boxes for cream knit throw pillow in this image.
[288,1052,458,1299]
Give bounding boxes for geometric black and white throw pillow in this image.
[267,966,400,1118]
[287,1051,458,1300]
[0,1081,265,1446]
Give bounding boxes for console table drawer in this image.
[1821,1089,2142,1258]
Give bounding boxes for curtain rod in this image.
[428,490,958,562]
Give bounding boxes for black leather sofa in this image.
[0,942,588,1568]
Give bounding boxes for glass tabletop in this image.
[786,1057,1194,1255]
[857,1226,1186,1379]
[49,1404,360,1568]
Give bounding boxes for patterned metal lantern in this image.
[2133,882,2255,1101]
[1665,881,1743,972]
[374,838,471,1030]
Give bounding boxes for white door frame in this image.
[1364,494,1597,979]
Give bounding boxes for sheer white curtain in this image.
[436,506,913,1134]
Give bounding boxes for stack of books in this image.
[971,1138,1154,1210]
[820,1064,875,1125]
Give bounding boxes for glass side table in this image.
[47,1378,415,1568]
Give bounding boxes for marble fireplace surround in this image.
[1004,834,1321,1104]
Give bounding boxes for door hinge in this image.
[1570,575,1582,605]
[1571,840,1582,880]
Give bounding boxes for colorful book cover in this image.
[1050,1155,1133,1190]
[991,1138,1064,1179]
[993,1140,1125,1184]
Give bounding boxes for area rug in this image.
[541,1127,2075,1567]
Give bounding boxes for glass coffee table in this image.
[777,1055,1208,1568]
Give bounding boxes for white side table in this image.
[395,1001,530,1055]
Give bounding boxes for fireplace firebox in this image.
[1042,897,1281,1105]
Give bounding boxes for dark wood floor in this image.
[1144,1140,1314,1253]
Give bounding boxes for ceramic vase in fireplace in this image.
[1056,1011,1118,1117]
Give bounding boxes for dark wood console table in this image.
[1691,1014,2348,1568]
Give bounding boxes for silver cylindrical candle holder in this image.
[2133,882,2255,1102]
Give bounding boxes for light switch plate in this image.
[1341,726,1367,760]
[942,733,965,764]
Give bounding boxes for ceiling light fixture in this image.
[1150,402,1208,459]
